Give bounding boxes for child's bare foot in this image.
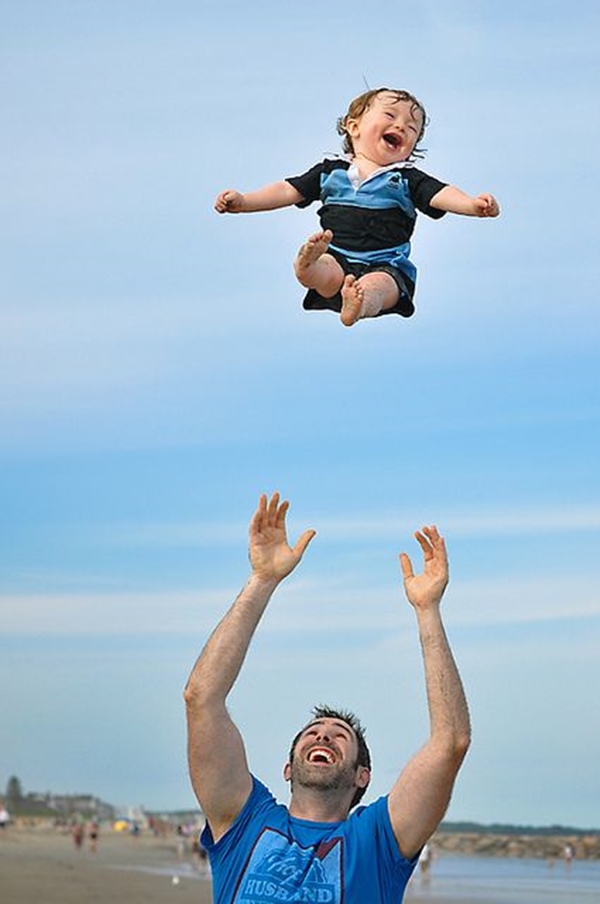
[294,230,334,283]
[340,275,364,327]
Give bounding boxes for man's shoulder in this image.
[202,777,283,850]
[349,794,389,822]
[249,775,279,806]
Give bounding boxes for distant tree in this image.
[6,776,23,811]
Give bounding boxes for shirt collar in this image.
[348,160,407,189]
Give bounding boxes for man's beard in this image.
[290,757,357,794]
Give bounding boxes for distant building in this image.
[24,791,115,820]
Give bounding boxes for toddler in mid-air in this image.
[215,88,500,326]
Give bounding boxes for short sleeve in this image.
[403,167,448,219]
[200,776,274,853]
[345,796,420,899]
[286,161,326,208]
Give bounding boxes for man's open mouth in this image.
[307,747,336,764]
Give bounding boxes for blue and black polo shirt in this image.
[286,158,447,317]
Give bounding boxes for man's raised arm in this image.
[388,527,471,859]
[184,493,315,843]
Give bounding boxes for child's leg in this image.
[340,272,399,327]
[294,230,345,298]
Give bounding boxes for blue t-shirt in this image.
[201,776,419,904]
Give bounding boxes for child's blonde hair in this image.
[337,88,428,160]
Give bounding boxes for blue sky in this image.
[2,0,599,827]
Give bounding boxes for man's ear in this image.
[283,762,292,783]
[356,767,371,790]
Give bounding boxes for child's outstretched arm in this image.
[430,185,500,218]
[214,181,304,214]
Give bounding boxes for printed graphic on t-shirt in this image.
[233,828,343,903]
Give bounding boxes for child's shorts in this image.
[302,248,416,318]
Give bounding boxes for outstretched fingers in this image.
[249,492,316,581]
[399,551,414,582]
[275,498,290,528]
[414,525,444,558]
[250,492,286,539]
[294,529,317,559]
[250,494,268,535]
[251,491,310,543]
[400,525,448,609]
[266,491,282,526]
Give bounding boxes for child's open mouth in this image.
[383,133,402,150]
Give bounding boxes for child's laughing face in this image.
[347,91,423,166]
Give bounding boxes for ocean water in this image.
[114,850,600,903]
[406,853,600,903]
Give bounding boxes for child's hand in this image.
[214,190,245,214]
[473,194,500,218]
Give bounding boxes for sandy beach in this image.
[0,826,212,904]
[0,824,472,904]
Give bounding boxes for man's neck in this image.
[288,789,352,823]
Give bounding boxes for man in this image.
[185,493,470,903]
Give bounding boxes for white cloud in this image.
[0,589,222,636]
[2,566,598,638]
[92,503,600,548]
[449,574,600,627]
[303,505,600,541]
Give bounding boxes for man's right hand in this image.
[249,493,316,584]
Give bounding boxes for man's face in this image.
[285,718,368,796]
[347,92,423,165]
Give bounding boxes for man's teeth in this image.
[308,748,334,764]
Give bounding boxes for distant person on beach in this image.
[87,820,99,853]
[71,821,85,850]
[176,824,186,860]
[215,87,499,327]
[184,492,471,904]
[563,842,575,869]
[419,841,433,884]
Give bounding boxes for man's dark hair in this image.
[288,704,372,808]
